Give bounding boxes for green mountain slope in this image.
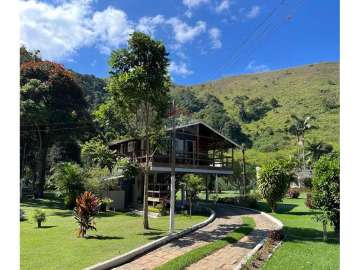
[173,62,339,165]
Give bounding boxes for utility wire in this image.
[213,0,286,79]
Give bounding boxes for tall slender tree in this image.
[107,32,170,229]
[288,114,314,169]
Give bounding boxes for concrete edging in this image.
[210,203,283,270]
[84,207,216,270]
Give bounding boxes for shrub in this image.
[113,157,140,179]
[33,209,46,228]
[287,188,300,199]
[312,153,340,233]
[74,191,101,238]
[305,193,314,209]
[182,174,204,217]
[257,159,292,212]
[85,166,113,197]
[51,162,86,209]
[101,197,113,211]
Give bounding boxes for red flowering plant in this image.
[74,191,101,238]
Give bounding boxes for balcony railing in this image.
[119,150,233,170]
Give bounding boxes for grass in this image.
[20,196,208,270]
[155,217,255,270]
[174,62,339,165]
[256,194,340,270]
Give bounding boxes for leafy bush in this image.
[74,191,101,238]
[182,174,204,217]
[305,192,314,209]
[113,157,140,179]
[81,138,116,170]
[51,162,86,209]
[33,209,46,228]
[312,153,340,233]
[101,197,113,211]
[257,159,293,212]
[85,166,115,197]
[287,188,300,199]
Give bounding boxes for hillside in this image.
[172,62,339,165]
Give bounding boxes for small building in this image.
[107,121,239,210]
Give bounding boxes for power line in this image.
[231,0,306,70]
[213,0,286,79]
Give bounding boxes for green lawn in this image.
[20,197,208,270]
[155,217,255,270]
[256,194,339,270]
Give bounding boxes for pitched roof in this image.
[109,121,239,148]
[167,121,239,148]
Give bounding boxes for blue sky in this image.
[20,0,339,85]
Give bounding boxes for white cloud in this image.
[20,0,95,60]
[136,15,165,36]
[247,5,261,19]
[167,18,206,44]
[215,0,230,13]
[20,0,212,60]
[246,61,269,73]
[182,0,209,9]
[209,27,222,49]
[92,7,134,54]
[169,61,193,77]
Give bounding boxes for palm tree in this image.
[288,114,315,169]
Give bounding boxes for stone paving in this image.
[114,204,279,270]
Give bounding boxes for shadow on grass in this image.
[137,231,166,240]
[52,211,73,217]
[85,235,124,240]
[37,225,57,229]
[21,198,65,210]
[283,226,339,245]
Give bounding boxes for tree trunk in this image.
[241,149,246,197]
[31,163,37,199]
[36,144,48,198]
[143,111,150,229]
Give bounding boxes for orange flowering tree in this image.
[20,59,91,198]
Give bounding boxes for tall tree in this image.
[20,61,91,198]
[107,32,170,229]
[288,114,314,169]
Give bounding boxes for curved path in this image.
[114,204,279,270]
